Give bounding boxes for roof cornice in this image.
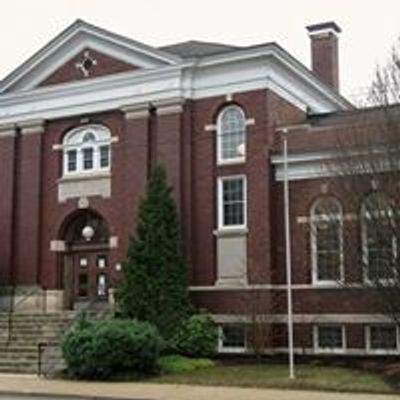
[0,19,181,93]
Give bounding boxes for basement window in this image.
[314,325,345,353]
[367,324,399,353]
[219,325,247,352]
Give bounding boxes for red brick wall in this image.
[39,48,138,87]
[14,132,43,285]
[310,33,339,90]
[1,83,393,335]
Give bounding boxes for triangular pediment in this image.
[0,19,181,93]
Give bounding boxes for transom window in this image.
[62,125,112,176]
[217,105,246,164]
[218,176,247,229]
[314,325,345,352]
[361,193,396,282]
[367,324,398,352]
[310,197,343,283]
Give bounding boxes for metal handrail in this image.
[4,286,43,344]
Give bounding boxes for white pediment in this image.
[0,19,181,93]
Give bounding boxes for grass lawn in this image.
[150,361,396,394]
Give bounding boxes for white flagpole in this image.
[283,129,295,379]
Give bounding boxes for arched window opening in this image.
[62,210,110,246]
[311,197,343,283]
[62,125,112,175]
[217,105,246,164]
[361,193,396,282]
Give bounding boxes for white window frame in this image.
[310,197,344,285]
[218,325,247,353]
[313,324,346,354]
[366,324,400,355]
[361,193,397,284]
[66,149,78,173]
[217,175,247,231]
[61,124,112,177]
[216,105,247,165]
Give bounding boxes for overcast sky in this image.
[1,0,400,101]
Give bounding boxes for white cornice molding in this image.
[271,147,399,181]
[0,43,351,127]
[0,19,180,93]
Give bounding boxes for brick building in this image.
[0,20,397,356]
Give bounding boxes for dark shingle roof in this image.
[158,40,241,58]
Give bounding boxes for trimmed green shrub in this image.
[171,314,218,358]
[158,355,215,373]
[62,318,163,379]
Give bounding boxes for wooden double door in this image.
[64,250,109,307]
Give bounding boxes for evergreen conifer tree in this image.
[116,164,192,339]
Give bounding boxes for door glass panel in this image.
[96,255,107,269]
[79,257,88,267]
[78,272,88,297]
[97,273,107,297]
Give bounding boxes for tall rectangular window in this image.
[311,198,343,284]
[67,149,77,172]
[99,145,110,169]
[82,148,94,170]
[218,176,246,229]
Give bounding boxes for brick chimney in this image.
[306,22,341,91]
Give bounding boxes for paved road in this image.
[0,374,400,400]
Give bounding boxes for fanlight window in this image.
[62,125,111,175]
[361,193,396,282]
[311,197,343,283]
[217,105,246,163]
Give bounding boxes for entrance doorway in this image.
[61,210,111,309]
[73,252,109,301]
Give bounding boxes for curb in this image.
[0,391,152,400]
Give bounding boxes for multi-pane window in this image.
[66,149,77,172]
[315,325,345,352]
[311,197,343,283]
[99,145,110,169]
[219,325,246,351]
[217,105,246,163]
[361,193,396,282]
[218,176,246,229]
[62,125,112,175]
[82,147,94,170]
[368,325,398,351]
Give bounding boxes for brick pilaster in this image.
[0,124,17,285]
[14,120,44,285]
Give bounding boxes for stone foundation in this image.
[0,286,64,313]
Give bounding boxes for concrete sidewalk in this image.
[0,374,399,400]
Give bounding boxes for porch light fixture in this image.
[82,225,95,241]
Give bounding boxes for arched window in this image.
[311,197,343,283]
[217,105,246,164]
[62,125,112,175]
[361,193,396,282]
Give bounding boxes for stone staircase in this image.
[0,312,74,374]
